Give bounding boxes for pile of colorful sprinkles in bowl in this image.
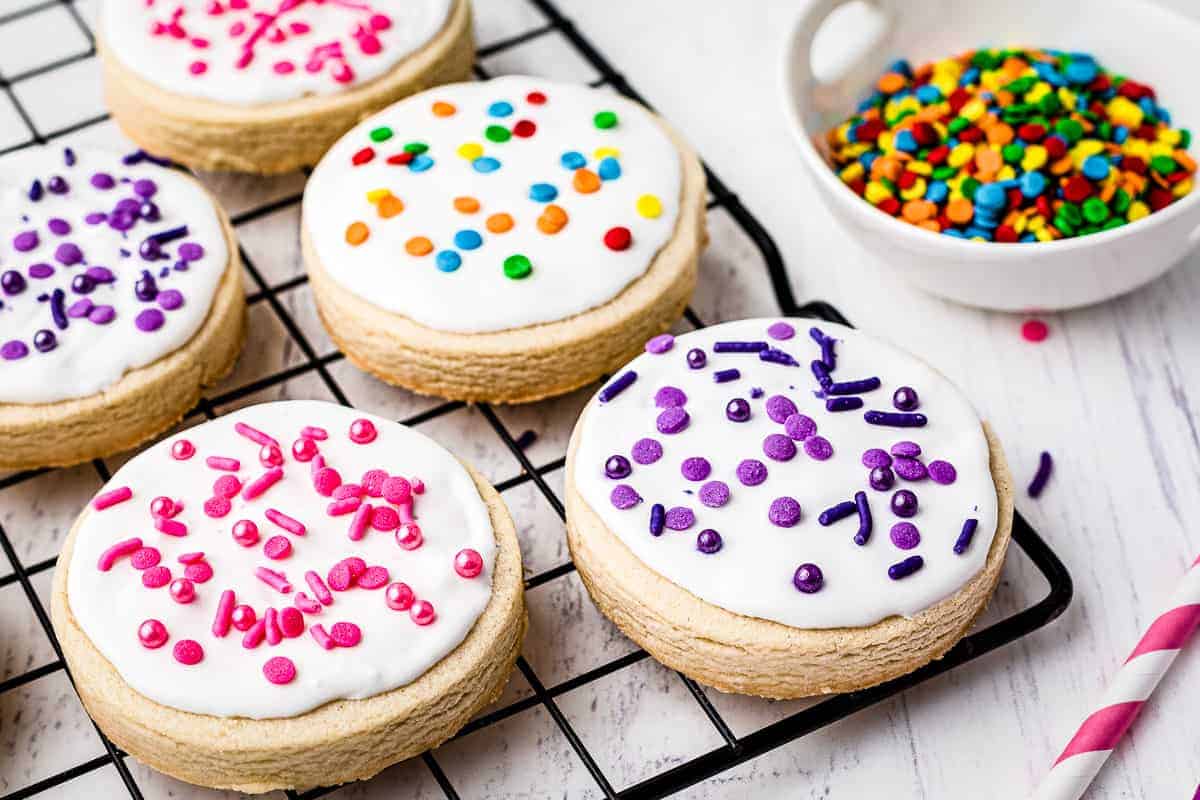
[823,47,1196,242]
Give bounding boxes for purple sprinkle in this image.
[108,212,135,232]
[765,394,798,423]
[793,563,823,593]
[654,386,687,408]
[953,518,979,555]
[818,500,856,526]
[713,340,767,353]
[725,397,751,422]
[1,339,29,360]
[63,147,76,166]
[649,503,665,536]
[713,368,740,383]
[810,359,832,387]
[47,218,71,236]
[869,465,896,491]
[135,271,159,301]
[645,333,674,354]
[147,225,189,245]
[698,481,730,508]
[864,410,927,428]
[1028,451,1053,498]
[136,308,165,332]
[85,212,107,225]
[681,457,711,481]
[736,459,768,486]
[686,348,707,369]
[605,455,632,479]
[888,555,924,580]
[141,202,161,222]
[13,231,39,252]
[893,457,927,481]
[27,179,43,201]
[808,327,827,345]
[86,266,115,283]
[889,522,921,550]
[28,263,54,279]
[631,438,663,465]
[46,176,68,194]
[71,274,96,295]
[610,484,642,510]
[862,448,892,468]
[767,321,795,340]
[825,396,863,412]
[1,270,25,295]
[664,506,695,531]
[67,298,93,318]
[928,460,957,485]
[598,370,637,403]
[54,243,82,265]
[178,242,205,261]
[893,386,920,411]
[50,289,67,330]
[88,304,115,324]
[891,441,921,457]
[759,348,800,367]
[784,413,816,441]
[656,407,690,434]
[696,529,722,554]
[133,178,158,198]
[891,489,918,518]
[763,433,797,462]
[33,329,57,352]
[91,172,115,190]
[116,197,141,215]
[804,436,833,461]
[750,387,764,399]
[826,377,881,395]
[768,496,801,527]
[854,490,872,545]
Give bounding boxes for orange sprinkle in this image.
[1049,155,1075,176]
[1099,183,1117,203]
[453,196,480,213]
[1175,150,1197,173]
[432,101,456,117]
[377,195,404,219]
[485,213,514,233]
[573,168,601,194]
[916,219,942,233]
[877,72,906,94]
[901,200,935,224]
[945,198,974,225]
[974,147,1003,173]
[877,156,903,183]
[986,124,1014,146]
[405,236,433,256]
[537,204,569,234]
[345,222,369,246]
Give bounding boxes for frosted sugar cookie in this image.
[51,400,525,792]
[303,75,706,404]
[565,319,1013,698]
[0,146,243,470]
[99,0,473,174]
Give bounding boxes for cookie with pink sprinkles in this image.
[50,400,525,793]
[565,319,1014,698]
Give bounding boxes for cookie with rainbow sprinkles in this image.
[303,75,707,404]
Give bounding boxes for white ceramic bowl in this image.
[780,0,1200,311]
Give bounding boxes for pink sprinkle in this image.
[310,454,326,476]
[130,546,161,570]
[142,565,171,588]
[155,516,188,537]
[333,483,364,500]
[212,589,235,637]
[243,467,283,500]
[173,639,204,665]
[382,476,411,505]
[397,501,415,525]
[328,497,362,516]
[385,582,414,611]
[333,63,354,83]
[263,656,296,684]
[279,606,305,638]
[289,21,310,34]
[184,561,213,583]
[205,0,222,14]
[265,508,306,536]
[326,562,353,592]
[357,565,389,589]
[300,425,327,440]
[302,572,333,607]
[150,496,176,517]
[189,60,207,75]
[93,486,133,511]
[171,439,195,460]
[410,600,436,626]
[213,475,242,498]
[274,60,295,74]
[1022,319,1049,342]
[368,12,390,30]
[259,443,284,468]
[232,519,260,547]
[329,621,362,647]
[310,623,334,650]
[313,467,342,497]
[169,578,196,604]
[292,437,318,462]
[191,36,209,47]
[455,548,484,579]
[256,566,292,594]
[206,455,240,471]
[294,592,322,615]
[231,604,257,631]
[411,478,425,495]
[395,522,423,551]
[346,502,373,542]
[342,557,366,581]
[242,618,266,648]
[263,535,292,560]
[267,27,284,43]
[264,607,282,645]
[358,34,381,55]
[138,619,169,649]
[348,418,377,444]
[370,505,399,532]
[178,551,205,564]
[361,469,387,497]
[235,421,279,449]
[203,496,232,518]
[99,537,142,571]
[229,20,245,35]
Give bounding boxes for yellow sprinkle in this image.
[959,99,987,122]
[948,143,975,168]
[636,194,663,218]
[1027,216,1045,232]
[1172,178,1193,198]
[594,146,621,160]
[1057,87,1076,110]
[1123,139,1151,159]
[1107,96,1144,129]
[1021,145,1048,172]
[1147,141,1174,159]
[1157,128,1182,146]
[1034,228,1055,242]
[366,188,391,204]
[838,162,865,183]
[906,161,932,176]
[864,181,893,204]
[456,142,484,160]
[1025,83,1052,104]
[877,131,894,153]
[899,178,927,201]
[1071,139,1105,168]
[1128,201,1150,221]
[996,165,1016,181]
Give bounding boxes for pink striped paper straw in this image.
[1032,555,1200,800]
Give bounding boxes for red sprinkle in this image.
[381,476,411,504]
[386,151,414,166]
[410,600,436,626]
[370,505,399,531]
[603,226,632,251]
[1021,319,1049,342]
[513,119,536,138]
[92,486,132,511]
[361,469,387,497]
[386,582,414,611]
[326,562,354,592]
[526,90,546,104]
[352,147,375,165]
[349,418,377,444]
[171,439,195,460]
[454,548,484,578]
[292,437,319,462]
[313,467,343,497]
[231,604,257,631]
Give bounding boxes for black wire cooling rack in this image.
[0,0,1075,797]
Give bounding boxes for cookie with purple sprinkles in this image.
[565,318,1014,698]
[0,146,244,470]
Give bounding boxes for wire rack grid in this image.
[0,0,1074,797]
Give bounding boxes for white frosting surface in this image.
[574,319,999,630]
[303,76,683,333]
[103,0,452,106]
[67,400,497,719]
[0,146,227,404]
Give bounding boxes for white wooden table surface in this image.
[1,0,1197,797]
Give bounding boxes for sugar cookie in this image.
[303,75,706,404]
[565,319,1013,698]
[51,400,525,792]
[0,146,244,470]
[99,0,474,174]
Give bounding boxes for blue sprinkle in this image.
[454,229,483,250]
[1064,59,1097,85]
[1019,233,1037,243]
[1082,155,1110,181]
[1114,126,1129,144]
[959,67,981,87]
[887,59,913,78]
[942,228,967,239]
[925,180,949,204]
[597,157,621,180]
[1020,171,1047,198]
[915,84,942,104]
[409,154,434,172]
[893,130,918,154]
[560,150,586,170]
[472,157,501,173]
[435,250,462,272]
[860,152,878,171]
[974,183,1007,210]
[487,101,513,118]
[529,183,558,202]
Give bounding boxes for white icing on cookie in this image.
[303,76,683,333]
[66,400,497,719]
[573,319,999,630]
[102,0,453,106]
[0,146,228,405]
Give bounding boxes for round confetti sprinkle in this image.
[763,434,798,462]
[436,250,462,272]
[603,226,632,251]
[635,194,663,218]
[487,101,513,118]
[457,142,483,160]
[804,436,833,461]
[928,460,957,484]
[473,157,501,173]
[503,254,532,279]
[487,213,515,233]
[369,126,393,142]
[173,639,204,665]
[406,236,433,256]
[654,386,687,408]
[454,229,483,250]
[793,563,824,593]
[610,484,642,509]
[784,413,816,441]
[656,407,690,434]
[485,125,511,143]
[893,457,928,481]
[681,457,711,481]
[767,321,795,340]
[593,110,618,129]
[263,656,297,684]
[736,458,768,486]
[862,448,892,468]
[561,151,586,169]
[890,522,921,550]
[765,395,798,424]
[454,196,480,213]
[529,183,558,202]
[1022,319,1049,342]
[769,496,802,527]
[645,333,674,354]
[345,221,369,246]
[664,506,695,530]
[699,481,730,508]
[432,101,456,116]
[631,437,663,464]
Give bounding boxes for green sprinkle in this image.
[369,127,393,142]
[403,142,429,154]
[1055,118,1083,143]
[1111,188,1131,215]
[503,254,532,280]
[1059,203,1083,226]
[1054,214,1076,236]
[1102,217,1126,231]
[1180,129,1191,149]
[1039,93,1062,115]
[1150,155,1178,175]
[932,165,958,180]
[485,125,511,143]
[1082,197,1110,223]
[1002,143,1025,164]
[1005,76,1036,94]
[960,177,981,200]
[593,111,618,130]
[888,109,916,127]
[947,117,970,134]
